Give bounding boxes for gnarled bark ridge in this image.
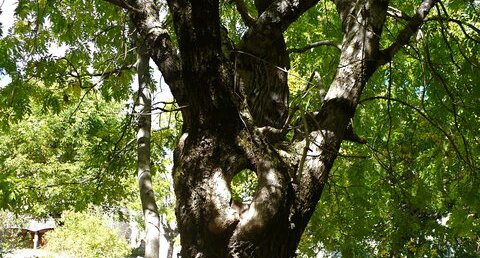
[104,0,438,256]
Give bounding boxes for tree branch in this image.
[125,0,186,107]
[287,40,341,53]
[232,0,256,27]
[287,0,390,243]
[381,0,438,65]
[344,118,367,144]
[235,0,321,129]
[255,0,320,32]
[386,6,411,21]
[387,7,480,44]
[103,0,142,12]
[68,64,135,79]
[426,16,480,43]
[102,0,185,106]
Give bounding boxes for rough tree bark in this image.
[136,43,160,258]
[105,0,438,257]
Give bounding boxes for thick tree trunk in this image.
[136,44,160,258]
[167,2,389,257]
[107,0,437,257]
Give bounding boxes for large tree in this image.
[103,0,455,256]
[1,0,479,256]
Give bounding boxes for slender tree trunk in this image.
[167,240,175,258]
[136,43,160,258]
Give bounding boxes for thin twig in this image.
[287,40,341,53]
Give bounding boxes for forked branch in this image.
[381,0,438,65]
[254,0,320,33]
[124,0,186,106]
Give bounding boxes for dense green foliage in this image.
[44,209,130,258]
[0,0,136,127]
[286,1,480,256]
[0,93,137,216]
[1,0,479,256]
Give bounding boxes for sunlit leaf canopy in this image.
[0,0,133,215]
[0,0,136,126]
[0,94,135,215]
[284,1,480,256]
[0,0,479,256]
[0,90,178,217]
[0,0,178,217]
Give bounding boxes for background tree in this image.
[136,42,161,258]
[1,1,179,255]
[1,0,479,257]
[0,93,137,216]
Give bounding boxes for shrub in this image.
[44,210,130,258]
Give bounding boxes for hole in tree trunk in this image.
[230,169,257,205]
